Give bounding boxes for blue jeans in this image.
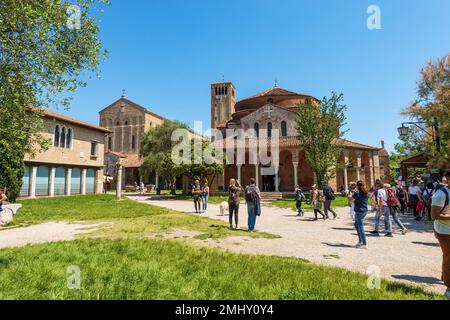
[247,203,257,231]
[374,206,392,233]
[354,210,368,245]
[390,207,406,230]
[202,194,209,211]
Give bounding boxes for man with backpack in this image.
[323,181,338,219]
[386,184,408,235]
[371,181,393,237]
[245,178,261,232]
[431,171,450,299]
[295,185,305,217]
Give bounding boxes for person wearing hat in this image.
[311,184,326,221]
[371,181,393,237]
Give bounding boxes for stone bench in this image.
[0,203,22,225]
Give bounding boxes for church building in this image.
[210,82,389,193]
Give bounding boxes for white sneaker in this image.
[360,245,368,249]
[356,243,363,248]
[445,291,450,299]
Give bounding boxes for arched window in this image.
[60,127,66,148]
[132,135,136,149]
[254,123,259,138]
[281,121,287,137]
[108,136,112,151]
[267,122,272,138]
[54,125,60,147]
[66,128,72,148]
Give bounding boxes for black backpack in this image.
[245,187,257,204]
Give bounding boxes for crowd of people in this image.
[190,171,449,298]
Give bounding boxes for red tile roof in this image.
[41,108,111,133]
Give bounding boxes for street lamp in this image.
[397,119,441,153]
[397,125,410,137]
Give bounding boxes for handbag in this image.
[416,201,424,213]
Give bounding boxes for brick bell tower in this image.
[210,81,236,130]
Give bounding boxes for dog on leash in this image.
[219,201,229,216]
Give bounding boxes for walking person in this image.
[423,182,436,221]
[371,181,393,237]
[350,181,369,249]
[430,171,450,299]
[409,179,423,221]
[386,184,408,235]
[348,182,357,220]
[323,181,338,219]
[245,178,261,232]
[228,179,242,229]
[192,180,202,214]
[311,184,326,221]
[295,185,305,217]
[397,186,407,214]
[201,181,210,212]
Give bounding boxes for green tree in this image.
[140,121,224,195]
[295,92,348,187]
[0,0,108,200]
[140,121,187,194]
[401,53,450,170]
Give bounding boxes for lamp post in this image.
[397,119,441,153]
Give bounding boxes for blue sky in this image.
[58,0,450,152]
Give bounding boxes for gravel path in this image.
[0,222,98,249]
[128,195,446,293]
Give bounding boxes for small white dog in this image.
[219,201,229,216]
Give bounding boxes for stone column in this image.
[275,166,279,192]
[292,162,299,187]
[155,172,159,188]
[29,166,38,198]
[66,168,72,196]
[372,151,381,181]
[81,168,87,195]
[369,152,375,186]
[96,169,104,194]
[255,165,259,189]
[49,167,56,197]
[355,151,362,181]
[116,163,122,200]
[237,165,242,183]
[343,150,349,191]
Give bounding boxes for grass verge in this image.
[0,238,441,300]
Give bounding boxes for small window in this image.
[116,121,120,126]
[60,127,66,148]
[54,125,60,147]
[254,123,259,138]
[281,121,287,137]
[124,120,129,126]
[267,122,272,138]
[108,136,112,151]
[132,135,136,149]
[66,128,72,148]
[90,141,98,157]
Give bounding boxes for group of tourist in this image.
[191,177,262,232]
[191,179,210,214]
[190,171,449,299]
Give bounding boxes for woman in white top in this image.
[408,179,423,221]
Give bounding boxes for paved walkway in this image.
[0,222,98,249]
[128,195,445,293]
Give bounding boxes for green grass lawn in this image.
[14,195,277,240]
[1,194,440,300]
[0,238,441,300]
